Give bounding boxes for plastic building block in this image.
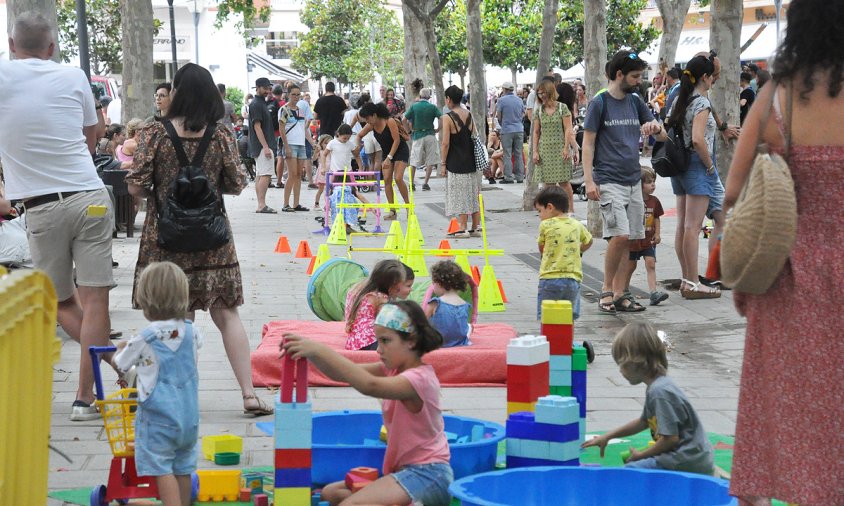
[253,493,269,506]
[507,363,550,402]
[345,466,378,492]
[196,469,242,502]
[506,416,579,443]
[506,401,536,415]
[275,401,314,429]
[549,440,582,462]
[202,434,243,461]
[518,439,550,459]
[542,323,574,355]
[540,300,573,324]
[506,455,580,468]
[241,473,264,495]
[240,488,251,502]
[505,437,521,456]
[534,396,580,425]
[275,448,313,469]
[275,427,313,449]
[549,369,572,387]
[274,487,312,506]
[580,418,586,442]
[214,452,241,465]
[379,424,388,442]
[572,371,587,418]
[550,385,572,396]
[506,335,550,365]
[471,424,484,442]
[572,345,588,371]
[549,355,572,371]
[275,467,312,488]
[280,351,309,404]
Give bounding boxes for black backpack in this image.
[156,120,230,253]
[651,121,690,178]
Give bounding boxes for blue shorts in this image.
[286,144,308,160]
[391,462,453,506]
[670,152,715,196]
[707,174,725,219]
[134,410,198,477]
[629,246,656,261]
[306,142,314,160]
[537,278,581,320]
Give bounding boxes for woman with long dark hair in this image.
[127,63,273,416]
[666,55,720,299]
[355,102,410,220]
[725,1,844,503]
[440,85,482,237]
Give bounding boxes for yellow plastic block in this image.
[275,487,312,506]
[202,434,243,461]
[379,424,388,442]
[507,401,536,415]
[541,300,573,324]
[196,469,242,502]
[0,270,58,506]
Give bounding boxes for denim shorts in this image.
[629,246,656,261]
[671,152,715,196]
[625,457,660,470]
[391,462,453,506]
[286,144,308,160]
[707,174,725,219]
[537,278,581,320]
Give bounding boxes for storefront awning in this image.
[246,52,305,83]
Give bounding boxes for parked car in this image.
[90,75,120,100]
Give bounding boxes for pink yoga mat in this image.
[251,320,517,387]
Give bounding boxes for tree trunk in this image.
[583,0,607,237]
[510,67,518,87]
[459,71,465,90]
[422,15,446,108]
[121,0,153,125]
[401,3,427,104]
[522,0,559,210]
[6,0,60,63]
[466,0,487,145]
[710,0,742,180]
[655,0,692,70]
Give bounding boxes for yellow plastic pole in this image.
[479,194,491,266]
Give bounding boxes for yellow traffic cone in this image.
[327,213,347,245]
[384,220,404,252]
[455,254,472,276]
[312,244,331,272]
[405,214,425,249]
[400,252,429,277]
[478,264,505,312]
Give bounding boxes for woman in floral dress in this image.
[531,80,578,212]
[127,63,272,416]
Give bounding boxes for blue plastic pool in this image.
[449,466,737,506]
[311,410,504,485]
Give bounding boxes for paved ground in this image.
[46,163,746,501]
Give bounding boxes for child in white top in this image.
[112,262,202,506]
[326,124,364,175]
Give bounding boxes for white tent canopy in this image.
[639,23,782,65]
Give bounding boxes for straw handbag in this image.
[720,85,796,294]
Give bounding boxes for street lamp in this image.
[75,0,90,78]
[168,0,178,76]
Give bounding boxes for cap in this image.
[502,81,515,90]
[254,77,272,89]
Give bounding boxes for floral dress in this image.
[534,102,572,184]
[343,289,388,350]
[126,121,247,311]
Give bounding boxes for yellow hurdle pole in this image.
[349,247,504,256]
[479,194,491,267]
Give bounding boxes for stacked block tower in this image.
[274,353,313,505]
[504,300,588,467]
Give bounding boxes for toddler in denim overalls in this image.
[113,261,201,506]
[425,261,472,347]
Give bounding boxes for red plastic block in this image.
[239,488,251,502]
[280,347,309,403]
[542,323,573,355]
[507,363,549,402]
[345,466,379,492]
[253,493,268,506]
[275,448,313,469]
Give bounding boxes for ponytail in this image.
[667,55,715,131]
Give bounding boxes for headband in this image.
[683,70,696,84]
[375,304,415,334]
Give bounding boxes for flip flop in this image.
[256,206,277,214]
[598,291,616,313]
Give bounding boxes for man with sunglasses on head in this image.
[582,49,668,314]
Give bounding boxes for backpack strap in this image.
[161,119,216,168]
[191,123,217,167]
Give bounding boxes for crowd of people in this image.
[0,0,841,504]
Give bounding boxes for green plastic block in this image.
[550,385,572,396]
[572,345,588,371]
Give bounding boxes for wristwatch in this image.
[386,154,393,161]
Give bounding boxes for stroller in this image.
[571,130,587,201]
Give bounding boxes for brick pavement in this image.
[47,166,745,500]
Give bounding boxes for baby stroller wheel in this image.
[583,340,595,364]
[89,485,107,506]
[578,184,587,201]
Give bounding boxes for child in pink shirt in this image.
[282,300,452,506]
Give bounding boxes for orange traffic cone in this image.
[497,280,508,303]
[274,235,291,253]
[447,218,461,234]
[305,256,317,275]
[471,265,481,284]
[436,239,452,257]
[295,240,313,258]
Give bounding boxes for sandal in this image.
[614,293,646,312]
[682,280,721,299]
[282,205,296,212]
[243,394,274,417]
[447,230,469,238]
[598,291,617,313]
[294,204,310,212]
[256,206,278,214]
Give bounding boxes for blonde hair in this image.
[136,262,190,321]
[640,166,656,184]
[538,80,558,104]
[126,118,144,138]
[611,322,668,378]
[318,134,333,148]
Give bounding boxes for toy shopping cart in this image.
[87,346,197,506]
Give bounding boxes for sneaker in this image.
[70,400,100,421]
[468,229,482,238]
[650,290,669,306]
[422,183,431,191]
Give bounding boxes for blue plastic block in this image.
[505,438,521,456]
[549,355,572,371]
[311,492,322,506]
[471,424,484,442]
[518,439,550,459]
[549,369,573,386]
[275,467,312,488]
[580,418,586,442]
[534,396,579,425]
[506,455,578,468]
[275,402,313,430]
[457,435,469,444]
[507,418,579,443]
[572,370,587,417]
[445,431,458,443]
[275,427,312,449]
[549,440,581,462]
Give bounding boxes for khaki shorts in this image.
[255,154,275,177]
[598,182,645,240]
[409,134,440,168]
[363,131,381,155]
[25,188,114,301]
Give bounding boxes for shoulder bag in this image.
[720,84,797,294]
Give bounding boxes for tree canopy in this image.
[435,0,469,80]
[291,0,404,86]
[57,0,123,75]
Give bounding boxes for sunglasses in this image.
[627,52,639,60]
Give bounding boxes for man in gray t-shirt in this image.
[582,50,667,313]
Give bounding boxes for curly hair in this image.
[772,0,843,99]
[430,261,468,292]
